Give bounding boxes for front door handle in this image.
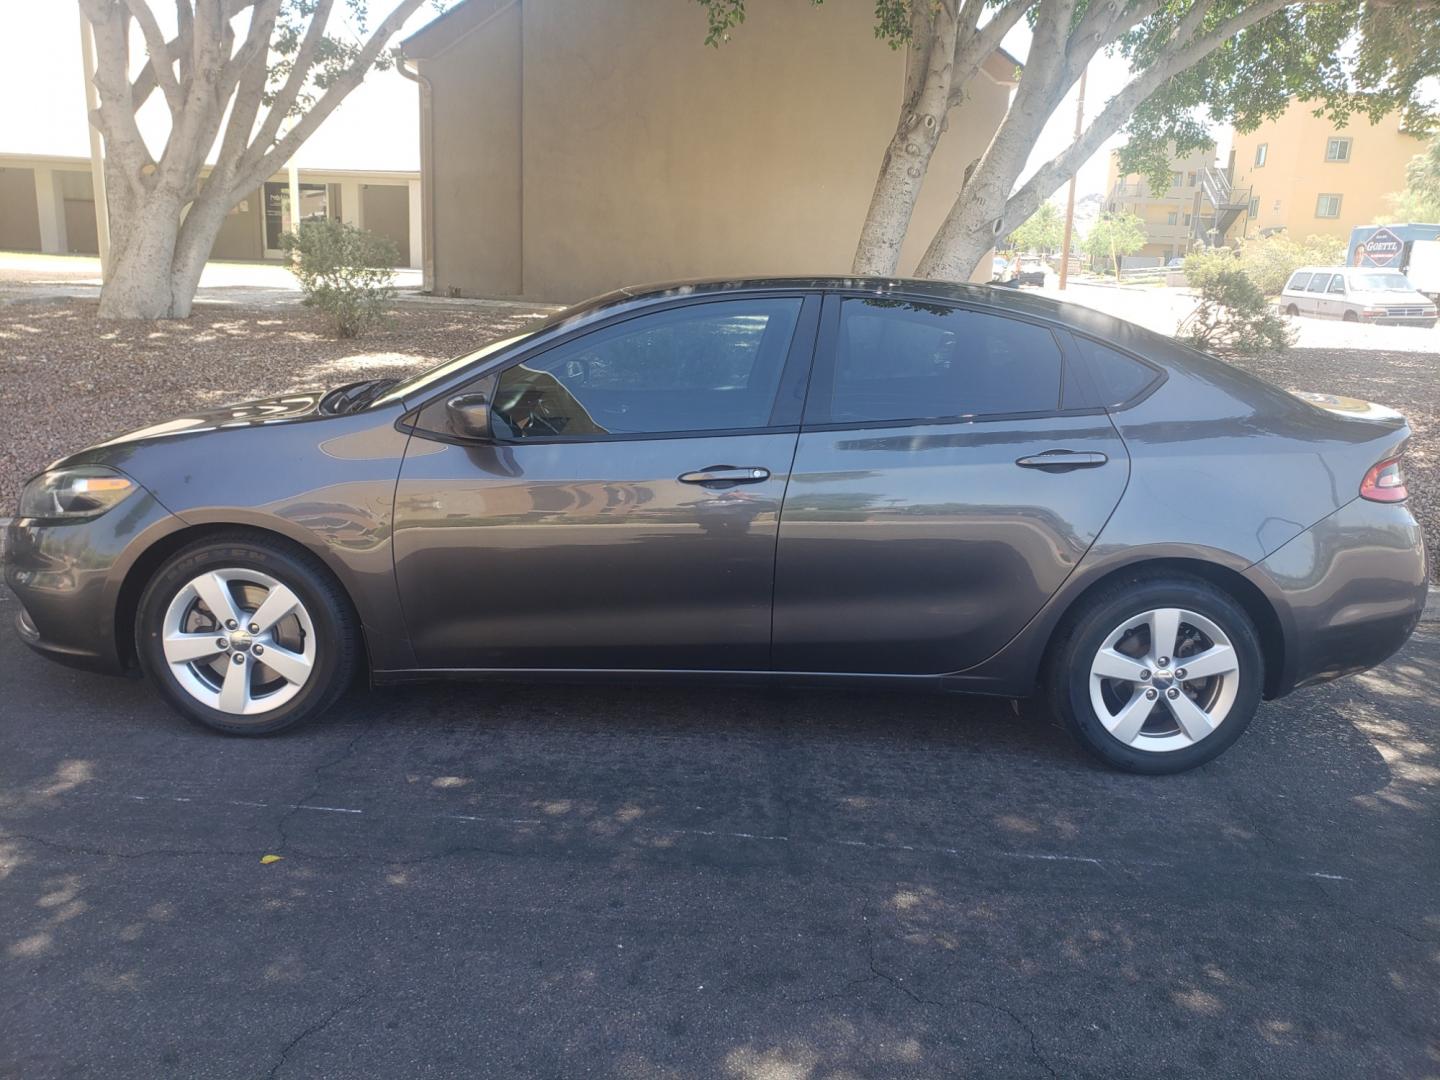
[678,465,772,486]
[1015,450,1109,472]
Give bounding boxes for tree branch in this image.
[79,0,158,189]
[123,0,185,113]
[1005,0,1301,229]
[949,0,1035,106]
[237,0,428,187]
[211,0,282,195]
[242,0,337,168]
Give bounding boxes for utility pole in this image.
[1057,65,1088,291]
[79,11,111,281]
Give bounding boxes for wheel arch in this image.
[114,522,371,674]
[1040,556,1288,699]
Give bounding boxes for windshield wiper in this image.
[321,378,400,416]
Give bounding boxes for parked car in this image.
[5,279,1428,773]
[1280,266,1438,327]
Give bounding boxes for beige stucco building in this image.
[1226,100,1428,242]
[0,153,420,267]
[401,0,1018,302]
[1103,145,1231,263]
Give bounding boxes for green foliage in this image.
[282,218,399,339]
[1007,202,1063,256]
[1233,233,1344,296]
[1082,211,1147,279]
[1183,265,1294,355]
[1184,234,1346,296]
[693,0,913,47]
[1385,137,1440,222]
[266,1,448,117]
[1116,2,1440,196]
[1181,245,1235,290]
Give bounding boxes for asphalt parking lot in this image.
[2,588,1437,1079]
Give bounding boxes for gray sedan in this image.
[4,278,1428,772]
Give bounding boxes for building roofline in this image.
[403,0,1024,83]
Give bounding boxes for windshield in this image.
[371,289,636,407]
[1353,272,1414,292]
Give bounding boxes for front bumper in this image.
[4,492,182,675]
[1250,496,1429,695]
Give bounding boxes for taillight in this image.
[1360,457,1408,502]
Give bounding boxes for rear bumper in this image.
[4,493,182,676]
[1250,497,1428,696]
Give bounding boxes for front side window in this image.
[1327,275,1347,295]
[1308,274,1334,293]
[1254,143,1268,167]
[1325,137,1352,162]
[492,299,802,439]
[820,300,1062,424]
[1316,193,1342,218]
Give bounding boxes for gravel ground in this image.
[0,298,551,511]
[1,297,1434,578]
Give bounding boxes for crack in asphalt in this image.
[265,984,376,1080]
[272,715,378,854]
[856,900,1060,1080]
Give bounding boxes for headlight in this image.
[18,467,137,520]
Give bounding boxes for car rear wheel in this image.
[1046,576,1263,773]
[135,535,360,735]
[1342,310,1359,322]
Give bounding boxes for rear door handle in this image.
[1015,450,1108,472]
[678,466,771,486]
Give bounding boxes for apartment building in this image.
[1103,145,1237,263]
[1227,99,1429,241]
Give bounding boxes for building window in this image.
[1187,172,1197,187]
[1183,213,1192,226]
[1167,211,1179,225]
[1171,171,1183,188]
[1254,143,1268,167]
[1249,197,1260,217]
[1325,137,1352,162]
[1315,193,1343,218]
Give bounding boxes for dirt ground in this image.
[0,296,1434,578]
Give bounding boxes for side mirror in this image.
[446,393,493,440]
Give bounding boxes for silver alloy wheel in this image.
[160,568,316,716]
[1088,607,1239,753]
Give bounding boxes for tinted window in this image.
[823,300,1062,423]
[492,299,801,438]
[1071,336,1159,407]
[1286,272,1312,291]
[1307,274,1333,293]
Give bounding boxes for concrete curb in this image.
[0,513,1435,622]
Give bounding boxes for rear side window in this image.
[1286,272,1312,291]
[1070,336,1160,407]
[1307,274,1333,293]
[820,299,1062,424]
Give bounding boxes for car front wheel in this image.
[1047,576,1263,773]
[135,534,360,735]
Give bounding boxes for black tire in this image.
[1045,574,1264,774]
[1284,304,1299,316]
[135,533,360,735]
[1342,310,1359,322]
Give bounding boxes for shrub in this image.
[1182,265,1295,355]
[282,219,399,338]
[1181,246,1236,290]
[1236,233,1345,296]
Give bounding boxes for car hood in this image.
[85,390,330,453]
[1349,288,1434,305]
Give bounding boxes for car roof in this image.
[604,276,1151,342]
